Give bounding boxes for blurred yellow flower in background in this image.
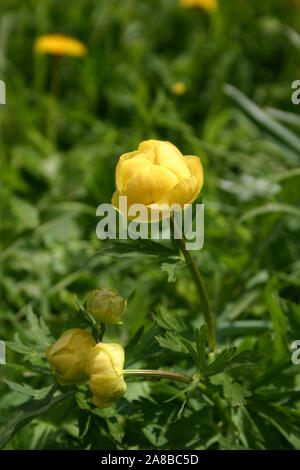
[180,0,217,11]
[86,343,127,408]
[172,81,187,96]
[46,328,95,386]
[34,34,87,57]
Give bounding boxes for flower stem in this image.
[99,323,106,341]
[123,369,192,384]
[170,215,216,348]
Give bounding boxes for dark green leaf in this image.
[0,387,75,449]
[265,276,289,360]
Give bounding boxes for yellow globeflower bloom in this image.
[172,81,187,96]
[180,0,217,11]
[34,34,87,57]
[112,139,204,221]
[46,328,96,386]
[86,343,127,408]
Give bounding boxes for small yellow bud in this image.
[46,328,95,386]
[86,287,127,325]
[86,343,127,408]
[172,81,187,96]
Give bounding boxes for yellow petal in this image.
[118,155,154,194]
[158,176,198,207]
[111,190,121,212]
[138,139,160,152]
[86,343,126,408]
[126,163,178,207]
[155,141,191,180]
[183,155,204,202]
[34,34,87,57]
[46,329,95,386]
[115,151,140,193]
[47,331,72,355]
[180,0,217,11]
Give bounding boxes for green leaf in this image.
[175,399,188,421]
[5,308,53,369]
[217,320,271,340]
[232,408,266,449]
[249,400,300,449]
[285,302,300,335]
[152,306,184,332]
[210,373,245,405]
[74,294,98,327]
[125,326,161,367]
[234,203,300,229]
[101,239,177,258]
[264,276,289,360]
[5,340,32,355]
[143,424,168,448]
[164,379,199,404]
[285,26,300,50]
[155,331,186,354]
[26,307,53,348]
[179,338,199,365]
[11,196,40,230]
[222,375,252,407]
[217,435,246,450]
[224,289,261,321]
[224,84,300,156]
[0,387,75,449]
[160,258,185,282]
[202,348,237,376]
[78,410,91,440]
[106,415,124,444]
[3,381,53,399]
[203,348,261,377]
[125,325,144,356]
[91,408,125,444]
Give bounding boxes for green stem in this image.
[123,369,191,384]
[99,323,106,342]
[170,216,216,347]
[47,56,62,145]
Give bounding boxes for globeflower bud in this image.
[86,287,127,325]
[46,328,96,386]
[86,343,127,408]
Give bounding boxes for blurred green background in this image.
[0,0,300,450]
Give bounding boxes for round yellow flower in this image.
[46,328,95,386]
[180,0,217,11]
[172,81,187,96]
[34,34,87,57]
[112,139,203,221]
[86,343,127,408]
[86,287,127,325]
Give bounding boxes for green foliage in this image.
[1,0,300,451]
